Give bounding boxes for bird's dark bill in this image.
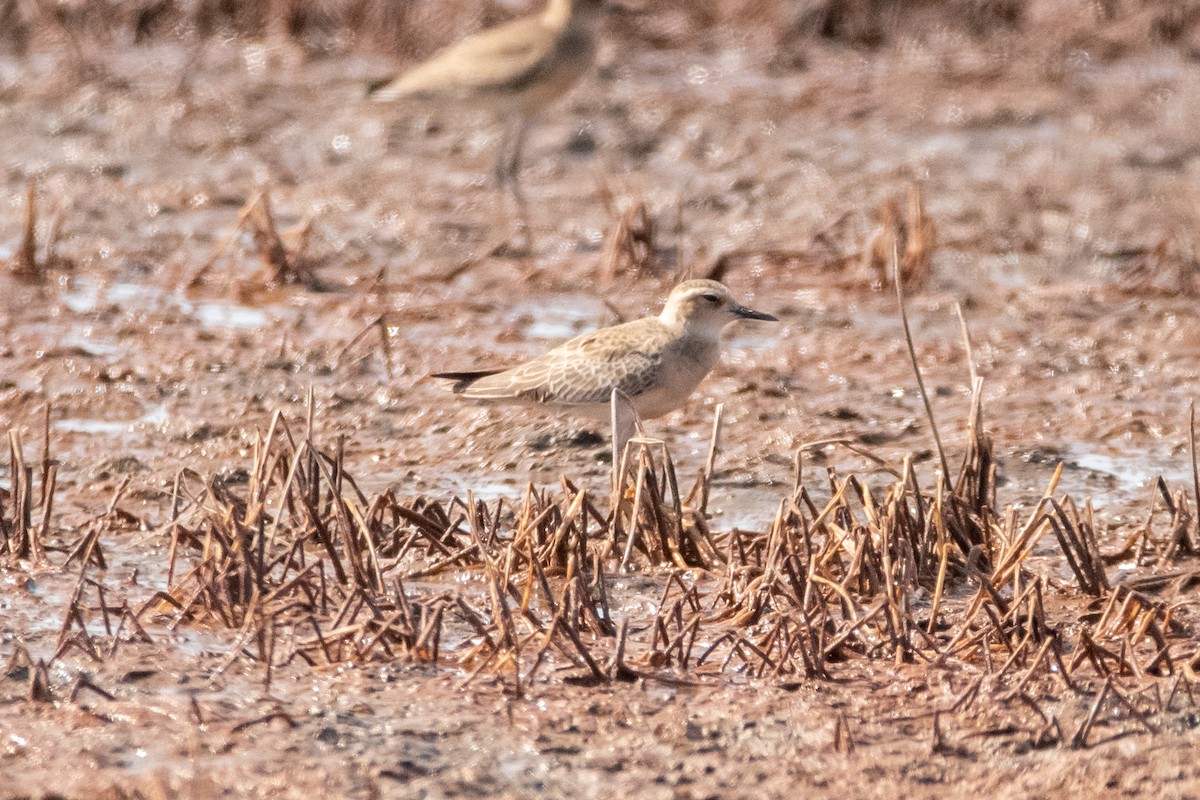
[732,304,778,322]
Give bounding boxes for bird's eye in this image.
[701,294,721,305]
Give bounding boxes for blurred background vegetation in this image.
[0,0,1196,63]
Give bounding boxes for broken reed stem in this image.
[893,242,951,482]
[188,190,262,287]
[699,403,724,515]
[955,301,978,389]
[187,188,315,289]
[14,181,40,280]
[610,389,622,500]
[334,315,391,378]
[629,451,651,570]
[1190,401,1199,530]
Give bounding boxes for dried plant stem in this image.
[894,242,951,480]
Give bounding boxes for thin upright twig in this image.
[894,242,951,480]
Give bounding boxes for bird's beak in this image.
[731,303,778,322]
[604,0,649,16]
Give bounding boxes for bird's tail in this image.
[429,370,506,394]
[366,77,402,101]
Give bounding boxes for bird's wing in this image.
[454,320,670,406]
[370,18,558,101]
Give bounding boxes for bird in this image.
[431,280,778,448]
[368,0,606,231]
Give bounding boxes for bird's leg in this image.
[609,389,640,495]
[493,115,519,190]
[504,117,529,207]
[492,114,533,256]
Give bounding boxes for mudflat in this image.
[3,3,1200,797]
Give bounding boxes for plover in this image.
[431,280,778,443]
[368,0,605,220]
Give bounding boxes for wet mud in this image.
[4,2,1200,797]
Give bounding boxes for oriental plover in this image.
[368,0,605,226]
[431,280,778,446]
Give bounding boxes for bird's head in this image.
[658,279,778,337]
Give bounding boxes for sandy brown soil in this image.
[5,2,1200,797]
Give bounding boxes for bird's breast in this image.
[628,338,720,419]
[508,27,596,113]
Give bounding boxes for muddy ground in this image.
[4,1,1200,797]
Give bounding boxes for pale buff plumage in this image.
[368,0,605,209]
[431,280,778,428]
[369,0,602,115]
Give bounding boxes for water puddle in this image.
[56,334,122,358]
[193,301,269,329]
[54,403,170,436]
[508,296,604,341]
[1059,443,1192,506]
[61,277,274,330]
[698,481,781,532]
